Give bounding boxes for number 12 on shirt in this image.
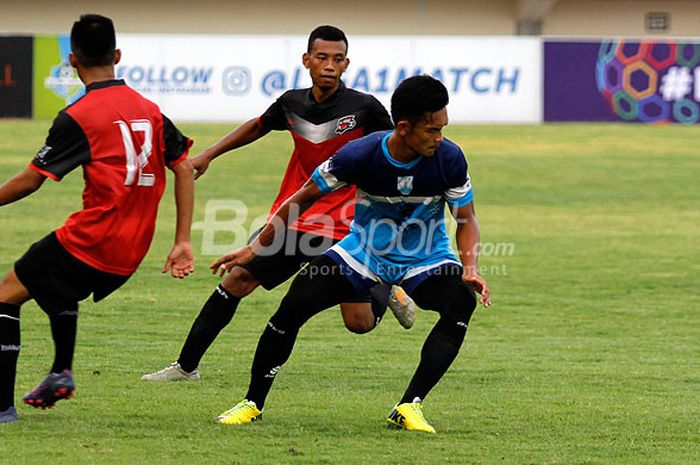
[115,119,154,187]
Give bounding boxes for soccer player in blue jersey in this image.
[210,75,490,433]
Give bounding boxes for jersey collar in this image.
[308,80,346,104]
[381,133,422,169]
[85,79,127,93]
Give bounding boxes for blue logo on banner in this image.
[260,66,520,97]
[116,66,213,94]
[43,35,84,105]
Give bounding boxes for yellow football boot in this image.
[216,399,262,425]
[386,399,436,434]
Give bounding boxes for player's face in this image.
[303,39,349,91]
[405,108,448,157]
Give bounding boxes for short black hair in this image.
[307,25,348,54]
[70,14,116,67]
[391,75,449,125]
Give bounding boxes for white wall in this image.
[544,0,700,36]
[0,0,516,35]
[2,0,698,36]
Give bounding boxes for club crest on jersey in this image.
[335,115,357,135]
[397,176,414,195]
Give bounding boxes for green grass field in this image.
[0,121,698,464]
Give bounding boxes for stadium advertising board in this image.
[33,35,84,119]
[0,36,33,118]
[545,39,700,124]
[112,35,541,123]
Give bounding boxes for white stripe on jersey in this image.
[357,188,442,205]
[401,258,462,282]
[329,244,381,283]
[444,175,472,202]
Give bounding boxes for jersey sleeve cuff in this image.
[167,137,193,168]
[28,162,61,182]
[311,168,334,194]
[447,190,474,208]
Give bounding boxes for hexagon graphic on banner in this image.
[596,39,700,124]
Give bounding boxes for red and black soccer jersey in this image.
[259,81,392,240]
[30,79,192,276]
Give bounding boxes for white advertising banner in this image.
[115,34,542,123]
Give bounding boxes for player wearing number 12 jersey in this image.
[0,15,194,424]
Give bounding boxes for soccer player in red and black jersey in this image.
[0,15,194,424]
[142,25,415,382]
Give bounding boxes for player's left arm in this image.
[162,158,195,279]
[161,115,195,279]
[452,203,491,308]
[0,167,47,206]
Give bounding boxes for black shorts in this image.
[240,228,370,303]
[14,232,130,314]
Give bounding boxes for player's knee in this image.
[344,317,374,334]
[436,315,468,342]
[341,303,375,334]
[439,283,477,336]
[0,270,31,306]
[221,267,260,298]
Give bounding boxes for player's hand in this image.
[163,241,194,279]
[210,245,256,276]
[190,153,212,180]
[462,268,491,308]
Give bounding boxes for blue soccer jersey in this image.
[311,130,473,291]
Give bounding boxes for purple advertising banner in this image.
[545,39,700,124]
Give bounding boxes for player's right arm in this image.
[190,117,270,179]
[0,167,47,206]
[1,111,88,206]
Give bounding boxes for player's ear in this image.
[114,49,122,65]
[68,53,78,68]
[302,52,311,69]
[396,120,410,136]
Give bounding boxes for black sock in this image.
[369,284,391,326]
[49,309,78,373]
[245,255,357,410]
[0,302,21,411]
[399,319,466,404]
[178,285,241,373]
[246,322,299,410]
